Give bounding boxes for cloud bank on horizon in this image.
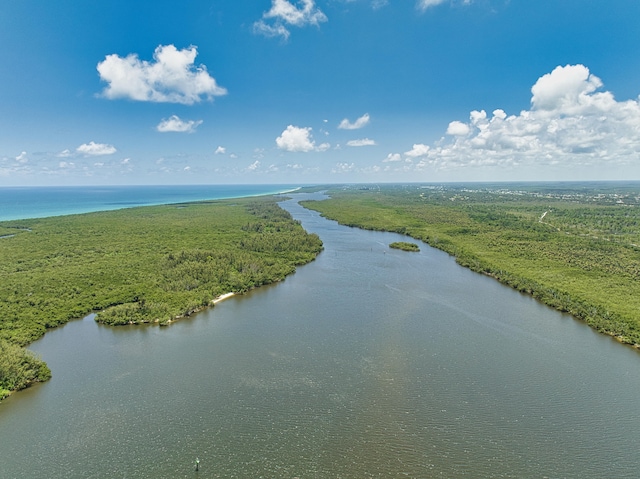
[383,64,640,175]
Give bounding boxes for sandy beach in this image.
[212,292,235,304]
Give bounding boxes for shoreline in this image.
[0,184,303,222]
[212,292,235,304]
[300,188,640,352]
[161,292,237,326]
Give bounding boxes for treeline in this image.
[0,197,322,398]
[98,202,322,326]
[302,184,640,348]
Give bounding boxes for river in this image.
[1,193,639,478]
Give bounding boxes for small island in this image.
[390,241,420,252]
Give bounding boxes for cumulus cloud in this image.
[276,125,330,152]
[531,64,603,112]
[404,144,430,157]
[254,0,327,40]
[395,64,640,174]
[338,113,370,130]
[446,120,470,136]
[347,138,377,147]
[97,44,227,105]
[15,151,28,163]
[76,141,117,156]
[215,146,226,155]
[156,115,203,133]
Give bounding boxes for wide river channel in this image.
[1,193,639,478]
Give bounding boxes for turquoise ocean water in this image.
[0,184,300,221]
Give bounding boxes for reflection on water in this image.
[1,193,639,478]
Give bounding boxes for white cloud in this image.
[347,138,377,147]
[277,126,314,152]
[332,162,356,173]
[215,146,226,155]
[404,144,430,157]
[76,141,117,156]
[372,0,389,10]
[383,153,402,162]
[265,0,326,25]
[254,0,327,40]
[97,44,227,105]
[156,115,203,133]
[531,64,603,112]
[57,149,72,158]
[446,120,470,136]
[276,125,330,152]
[397,64,640,173]
[248,160,260,171]
[417,0,472,11]
[15,151,28,163]
[253,22,291,40]
[417,0,446,11]
[338,113,370,130]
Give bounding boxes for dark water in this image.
[0,184,299,221]
[1,193,639,478]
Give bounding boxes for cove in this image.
[1,193,639,478]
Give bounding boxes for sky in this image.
[1,0,640,186]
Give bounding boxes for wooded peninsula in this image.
[302,182,640,349]
[0,197,323,400]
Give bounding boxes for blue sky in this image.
[1,0,639,186]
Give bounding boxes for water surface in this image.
[1,193,638,478]
[0,184,299,221]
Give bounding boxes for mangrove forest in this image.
[302,182,640,348]
[0,197,323,399]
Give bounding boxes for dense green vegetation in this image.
[0,340,51,399]
[0,197,322,399]
[389,241,420,252]
[302,182,640,348]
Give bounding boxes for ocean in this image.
[0,184,301,221]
